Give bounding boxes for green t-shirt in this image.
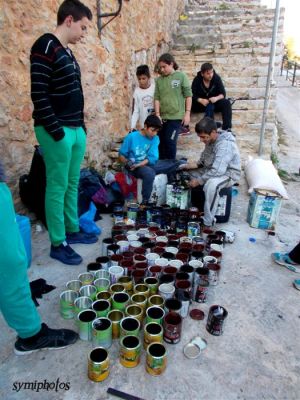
[154,71,192,120]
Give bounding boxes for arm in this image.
[200,140,232,181]
[192,75,209,107]
[154,80,162,120]
[30,39,65,141]
[209,75,226,103]
[181,74,192,125]
[130,90,139,130]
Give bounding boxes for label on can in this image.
[194,284,209,303]
[188,222,200,238]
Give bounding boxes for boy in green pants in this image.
[30,0,96,265]
[0,163,78,354]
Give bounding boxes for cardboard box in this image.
[247,189,282,230]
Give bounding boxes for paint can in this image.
[92,299,111,317]
[110,254,123,266]
[158,283,175,300]
[101,238,114,256]
[187,222,201,238]
[110,283,125,294]
[206,305,228,336]
[194,281,209,303]
[96,290,111,303]
[146,306,165,325]
[144,277,159,295]
[179,264,194,283]
[66,280,81,293]
[108,265,124,284]
[208,263,221,286]
[117,240,130,253]
[118,276,133,293]
[125,304,144,324]
[148,294,165,309]
[94,278,110,293]
[87,262,101,274]
[131,293,147,315]
[175,290,190,318]
[107,244,120,256]
[78,272,94,286]
[143,322,163,350]
[164,298,182,315]
[134,283,150,298]
[95,256,111,271]
[88,347,110,382]
[74,296,93,321]
[120,317,140,338]
[94,269,110,280]
[60,290,78,319]
[78,309,97,341]
[146,342,167,376]
[163,312,182,344]
[127,202,140,222]
[112,292,130,312]
[92,317,112,349]
[119,335,141,368]
[79,285,97,300]
[107,309,124,339]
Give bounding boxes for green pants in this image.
[0,182,41,338]
[35,126,86,246]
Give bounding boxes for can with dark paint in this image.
[88,347,109,382]
[163,311,182,344]
[194,281,209,303]
[206,305,228,336]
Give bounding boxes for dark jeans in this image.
[191,98,232,130]
[289,242,300,264]
[158,120,182,160]
[130,159,182,202]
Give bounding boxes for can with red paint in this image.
[206,305,228,336]
[163,312,182,344]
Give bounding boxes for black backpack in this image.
[19,145,47,227]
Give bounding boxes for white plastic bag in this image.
[244,157,289,199]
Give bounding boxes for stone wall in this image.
[0,0,184,197]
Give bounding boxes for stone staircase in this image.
[171,0,284,157]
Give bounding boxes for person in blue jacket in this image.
[119,115,186,204]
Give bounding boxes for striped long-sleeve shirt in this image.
[30,33,85,141]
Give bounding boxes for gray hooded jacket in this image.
[191,131,241,183]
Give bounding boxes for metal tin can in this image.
[119,335,141,368]
[74,296,93,323]
[78,309,97,341]
[206,305,228,336]
[107,309,124,339]
[94,278,110,293]
[131,293,147,315]
[146,306,165,325]
[194,281,209,303]
[187,222,200,238]
[134,283,150,298]
[118,276,133,293]
[78,272,94,286]
[88,347,109,382]
[66,280,81,292]
[143,322,163,350]
[92,317,112,349]
[146,342,167,376]
[112,292,130,312]
[127,202,139,222]
[79,285,97,300]
[148,294,165,309]
[125,304,144,324]
[60,290,78,319]
[144,277,159,295]
[92,299,111,317]
[96,290,111,303]
[120,317,140,338]
[163,312,182,344]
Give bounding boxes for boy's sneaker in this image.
[50,242,82,265]
[271,252,300,273]
[66,230,98,245]
[14,323,78,355]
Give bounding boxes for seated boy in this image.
[119,115,185,204]
[183,117,241,226]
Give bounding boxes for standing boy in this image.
[131,65,155,131]
[30,0,95,266]
[154,53,192,160]
[191,62,232,131]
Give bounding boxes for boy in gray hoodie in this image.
[184,117,241,226]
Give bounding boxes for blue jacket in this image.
[119,131,159,166]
